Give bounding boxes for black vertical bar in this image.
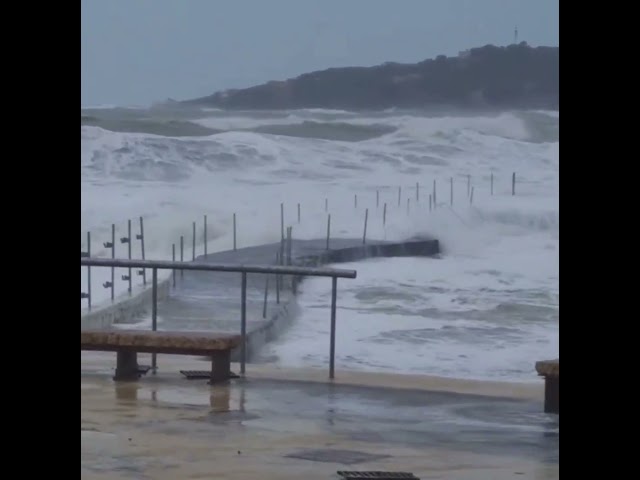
[110,224,115,301]
[151,268,158,373]
[127,219,132,293]
[329,276,338,380]
[192,221,196,261]
[87,231,92,310]
[139,217,146,286]
[240,272,247,375]
[204,215,208,257]
[172,244,176,288]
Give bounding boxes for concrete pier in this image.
[82,237,440,362]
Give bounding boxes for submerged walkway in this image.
[108,237,439,358]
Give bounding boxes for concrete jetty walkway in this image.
[114,237,439,359]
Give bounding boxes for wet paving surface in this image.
[81,353,558,479]
[95,372,558,464]
[199,378,558,464]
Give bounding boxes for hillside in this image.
[185,43,558,111]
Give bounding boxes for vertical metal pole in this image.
[376,190,379,208]
[407,198,410,214]
[326,214,331,250]
[383,203,387,226]
[192,221,196,261]
[240,272,247,375]
[204,215,208,258]
[275,252,280,304]
[172,244,176,288]
[233,213,237,251]
[325,198,328,212]
[284,227,289,265]
[329,276,338,380]
[263,276,269,319]
[491,172,494,196]
[397,186,401,207]
[138,217,146,286]
[362,208,368,244]
[450,177,453,206]
[151,268,157,373]
[429,194,432,212]
[279,236,285,289]
[467,174,471,198]
[280,203,284,240]
[297,203,301,224]
[416,182,419,202]
[87,231,92,311]
[180,235,184,279]
[354,194,357,209]
[110,224,115,301]
[127,220,132,293]
[512,172,516,196]
[470,186,475,205]
[433,179,437,209]
[287,226,293,265]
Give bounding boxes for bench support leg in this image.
[209,350,231,384]
[114,350,140,382]
[544,375,559,414]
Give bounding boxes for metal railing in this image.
[80,257,357,379]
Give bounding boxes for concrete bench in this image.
[81,329,241,383]
[535,358,559,414]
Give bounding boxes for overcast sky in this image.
[81,0,559,107]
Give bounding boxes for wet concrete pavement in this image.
[81,352,558,480]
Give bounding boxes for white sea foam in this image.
[81,108,558,381]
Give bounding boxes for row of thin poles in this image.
[81,217,146,311]
[81,172,519,308]
[327,172,516,214]
[81,212,232,309]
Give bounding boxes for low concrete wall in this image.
[304,239,440,266]
[80,275,172,329]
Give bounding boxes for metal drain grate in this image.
[180,370,240,380]
[337,472,420,480]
